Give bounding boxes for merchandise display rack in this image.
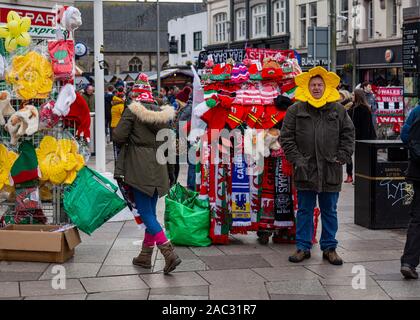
[0,38,77,226]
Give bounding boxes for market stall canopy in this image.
[148,68,193,81]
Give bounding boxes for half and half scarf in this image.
[231,152,251,227]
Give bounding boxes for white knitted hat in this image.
[54,83,76,117]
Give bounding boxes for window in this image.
[252,4,267,38]
[367,0,374,39]
[181,34,186,53]
[309,2,317,27]
[193,32,202,51]
[128,57,142,72]
[273,0,286,35]
[392,0,397,36]
[214,13,228,43]
[299,4,307,47]
[339,0,349,43]
[236,9,246,40]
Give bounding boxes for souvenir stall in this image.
[0,6,90,227]
[190,49,312,245]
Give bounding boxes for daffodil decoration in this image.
[0,11,31,53]
[0,144,18,190]
[36,136,85,185]
[6,51,53,100]
[294,66,341,108]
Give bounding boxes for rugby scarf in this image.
[249,164,262,231]
[273,155,295,228]
[231,152,251,227]
[117,180,145,230]
[259,156,276,228]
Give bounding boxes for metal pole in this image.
[329,0,337,72]
[352,0,358,90]
[94,0,106,173]
[314,26,317,67]
[157,0,161,93]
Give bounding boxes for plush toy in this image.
[295,66,341,108]
[264,128,281,157]
[57,6,82,33]
[0,11,31,53]
[5,105,39,145]
[0,91,15,126]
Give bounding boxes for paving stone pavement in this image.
[1,151,419,300]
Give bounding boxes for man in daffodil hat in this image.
[280,66,355,265]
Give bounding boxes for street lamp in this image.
[352,0,359,90]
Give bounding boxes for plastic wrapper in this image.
[5,49,53,100]
[36,134,85,185]
[39,100,60,130]
[48,39,75,81]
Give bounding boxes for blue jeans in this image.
[133,189,162,235]
[296,191,339,252]
[187,162,196,191]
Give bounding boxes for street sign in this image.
[403,22,420,71]
[308,27,329,67]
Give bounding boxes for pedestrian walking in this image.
[81,84,95,112]
[400,101,420,279]
[113,73,181,274]
[105,85,115,139]
[339,90,354,183]
[361,81,378,130]
[280,66,355,265]
[110,88,125,160]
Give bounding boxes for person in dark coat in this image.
[400,101,420,279]
[113,73,181,274]
[104,85,115,138]
[280,67,355,266]
[348,89,377,141]
[345,89,377,183]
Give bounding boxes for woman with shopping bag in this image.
[113,73,181,274]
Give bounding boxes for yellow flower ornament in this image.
[6,51,53,100]
[294,66,341,108]
[36,137,85,185]
[0,144,18,190]
[0,11,31,53]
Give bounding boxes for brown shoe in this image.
[323,249,343,265]
[132,245,154,268]
[157,241,182,274]
[289,249,311,263]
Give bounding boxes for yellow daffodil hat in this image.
[294,66,341,108]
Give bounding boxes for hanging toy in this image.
[0,91,15,126]
[0,11,31,53]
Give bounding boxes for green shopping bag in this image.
[63,167,127,235]
[164,183,211,247]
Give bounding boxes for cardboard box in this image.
[0,225,81,263]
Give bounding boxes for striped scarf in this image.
[259,157,276,228]
[274,156,295,228]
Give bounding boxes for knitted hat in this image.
[230,64,250,84]
[274,95,294,111]
[176,87,192,104]
[210,63,233,81]
[0,91,14,126]
[132,73,154,103]
[64,92,91,142]
[54,83,76,116]
[39,100,60,129]
[10,141,40,186]
[261,58,284,80]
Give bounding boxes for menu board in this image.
[403,22,420,71]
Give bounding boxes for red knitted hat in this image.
[64,92,91,142]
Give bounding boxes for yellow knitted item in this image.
[6,51,53,100]
[294,66,341,108]
[36,137,85,185]
[0,144,17,190]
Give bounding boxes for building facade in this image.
[291,0,416,87]
[74,1,205,75]
[168,11,208,67]
[206,0,291,50]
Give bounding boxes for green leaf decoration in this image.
[54,49,68,60]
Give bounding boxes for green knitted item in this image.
[10,141,39,186]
